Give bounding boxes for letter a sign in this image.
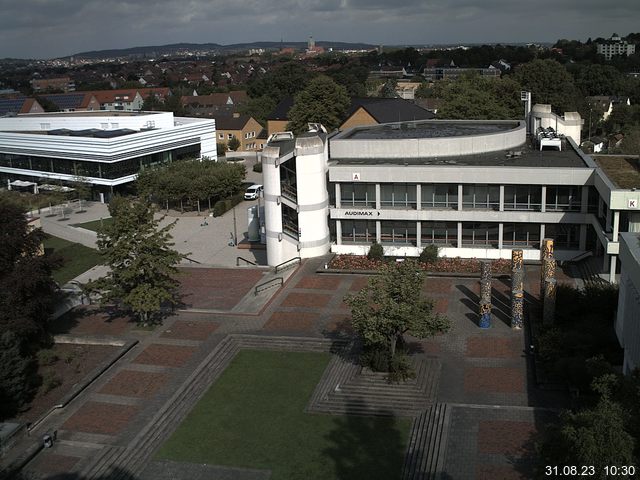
[352,172,360,181]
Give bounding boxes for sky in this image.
[1,0,639,59]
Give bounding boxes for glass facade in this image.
[462,222,499,247]
[421,184,458,209]
[341,220,376,243]
[462,185,500,210]
[380,221,417,245]
[504,185,542,211]
[380,184,417,209]
[545,186,581,211]
[545,224,580,249]
[502,223,540,247]
[0,144,200,181]
[421,221,457,246]
[341,183,375,208]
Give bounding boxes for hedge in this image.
[212,192,245,217]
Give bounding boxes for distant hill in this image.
[70,41,377,59]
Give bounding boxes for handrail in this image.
[254,277,283,295]
[236,256,257,266]
[274,256,301,274]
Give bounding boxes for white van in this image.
[244,184,263,200]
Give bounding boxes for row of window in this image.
[340,220,581,249]
[339,183,594,212]
[217,131,257,140]
[0,145,200,180]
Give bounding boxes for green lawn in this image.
[72,217,113,232]
[157,350,411,480]
[43,235,102,285]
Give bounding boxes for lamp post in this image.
[589,108,592,142]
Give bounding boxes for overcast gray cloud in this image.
[0,0,638,58]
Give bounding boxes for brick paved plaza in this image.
[15,259,573,479]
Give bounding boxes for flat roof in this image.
[341,120,520,140]
[331,136,588,168]
[593,155,640,189]
[16,111,162,118]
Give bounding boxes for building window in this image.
[545,224,580,249]
[380,221,417,245]
[341,220,376,244]
[282,204,299,239]
[504,185,542,211]
[227,134,233,140]
[546,186,581,211]
[341,183,376,208]
[218,133,224,139]
[380,183,417,209]
[421,222,457,246]
[502,223,540,247]
[421,184,458,209]
[462,185,500,210]
[462,222,499,247]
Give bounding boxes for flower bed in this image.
[329,254,511,274]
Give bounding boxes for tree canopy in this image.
[247,62,314,104]
[286,75,350,134]
[433,74,523,120]
[85,197,185,325]
[344,259,450,362]
[514,59,582,113]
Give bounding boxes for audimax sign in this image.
[344,210,381,216]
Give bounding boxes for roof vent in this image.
[267,131,295,143]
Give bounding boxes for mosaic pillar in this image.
[543,277,557,325]
[479,302,492,329]
[511,249,525,329]
[540,238,554,296]
[479,261,492,328]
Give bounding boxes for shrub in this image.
[37,349,58,366]
[252,162,263,173]
[419,245,439,264]
[367,241,384,261]
[41,370,62,394]
[212,192,245,217]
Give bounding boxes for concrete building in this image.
[616,233,640,373]
[261,105,640,281]
[597,33,636,60]
[0,111,216,200]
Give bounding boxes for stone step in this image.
[402,404,450,480]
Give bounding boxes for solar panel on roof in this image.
[41,93,84,110]
[0,98,26,115]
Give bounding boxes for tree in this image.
[0,331,33,419]
[0,197,59,343]
[247,62,314,104]
[537,397,634,479]
[239,95,276,127]
[344,260,450,370]
[435,75,523,120]
[227,136,241,152]
[85,197,185,325]
[379,79,398,98]
[514,59,582,113]
[286,75,350,134]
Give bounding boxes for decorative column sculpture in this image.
[540,238,554,297]
[511,249,525,329]
[479,260,492,329]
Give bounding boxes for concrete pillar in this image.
[579,224,588,251]
[539,225,545,250]
[416,184,421,211]
[498,223,504,249]
[335,183,341,208]
[606,206,612,232]
[613,211,620,242]
[511,249,525,329]
[581,185,589,213]
[540,185,546,212]
[457,222,463,248]
[376,220,381,243]
[336,220,342,245]
[610,255,617,284]
[375,184,381,210]
[499,185,505,212]
[458,184,463,211]
[416,221,422,248]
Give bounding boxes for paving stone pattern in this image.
[17,260,575,480]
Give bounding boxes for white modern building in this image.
[262,106,640,282]
[0,111,216,200]
[616,233,640,373]
[597,33,636,60]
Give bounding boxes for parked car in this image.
[244,184,263,200]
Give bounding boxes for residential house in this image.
[38,93,100,112]
[587,96,631,121]
[181,92,248,118]
[215,114,263,151]
[0,97,45,116]
[597,34,636,60]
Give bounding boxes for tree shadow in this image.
[322,399,409,480]
[14,466,139,480]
